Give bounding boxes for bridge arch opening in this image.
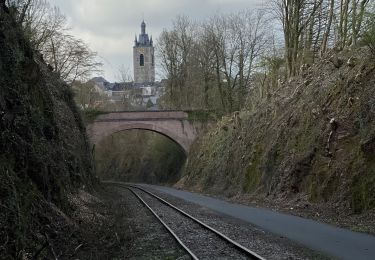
[91,122,191,154]
[87,111,199,183]
[111,128,187,155]
[95,129,186,184]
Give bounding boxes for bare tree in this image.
[351,0,370,46]
[41,33,102,83]
[157,15,196,109]
[320,0,335,55]
[205,11,270,112]
[270,0,371,77]
[158,10,270,113]
[193,24,217,109]
[6,0,102,84]
[117,65,133,83]
[272,0,323,76]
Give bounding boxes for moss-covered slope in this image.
[0,4,94,257]
[182,49,375,213]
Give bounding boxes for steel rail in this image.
[116,182,265,260]
[127,187,199,260]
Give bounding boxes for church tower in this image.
[133,21,155,84]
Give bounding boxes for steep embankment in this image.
[182,49,375,217]
[0,3,94,257]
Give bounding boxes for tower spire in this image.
[141,20,146,34]
[133,19,155,84]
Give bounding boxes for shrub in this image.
[362,12,375,56]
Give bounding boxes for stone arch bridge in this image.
[87,111,200,153]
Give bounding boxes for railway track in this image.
[112,183,265,260]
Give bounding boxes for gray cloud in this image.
[49,0,263,82]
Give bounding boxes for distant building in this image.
[87,21,165,110]
[110,82,135,102]
[133,21,155,84]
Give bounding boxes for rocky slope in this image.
[0,3,94,257]
[181,48,375,216]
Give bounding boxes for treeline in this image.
[157,0,375,113]
[158,11,271,113]
[6,0,102,84]
[273,0,373,76]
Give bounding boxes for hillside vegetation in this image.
[0,3,94,257]
[96,131,186,184]
[160,1,375,219]
[181,49,375,214]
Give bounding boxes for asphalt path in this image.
[141,184,375,260]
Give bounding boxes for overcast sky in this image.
[49,0,264,82]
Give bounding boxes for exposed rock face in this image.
[182,48,375,214]
[0,4,94,257]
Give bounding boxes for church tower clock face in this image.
[133,21,155,84]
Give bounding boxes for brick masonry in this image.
[87,111,198,153]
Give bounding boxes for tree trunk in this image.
[320,0,334,56]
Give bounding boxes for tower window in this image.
[140,54,144,66]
